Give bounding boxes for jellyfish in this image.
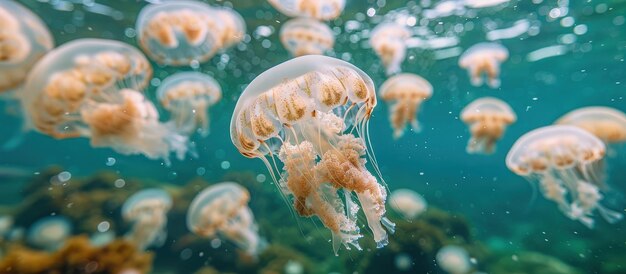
[506,125,623,228]
[0,0,54,94]
[370,23,411,76]
[187,182,263,256]
[460,97,516,154]
[555,106,626,144]
[389,189,428,219]
[436,245,472,274]
[215,7,246,49]
[267,0,346,21]
[280,18,335,57]
[27,216,72,251]
[20,38,190,163]
[459,43,508,88]
[230,55,394,254]
[122,188,172,251]
[379,73,433,138]
[157,72,222,137]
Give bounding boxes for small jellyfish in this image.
[389,189,428,219]
[506,125,623,228]
[460,97,516,154]
[122,188,172,251]
[436,245,472,274]
[370,23,411,76]
[187,182,263,256]
[0,0,53,94]
[230,55,394,254]
[27,216,72,251]
[215,7,247,49]
[458,43,508,88]
[555,106,626,144]
[379,73,433,138]
[280,18,335,57]
[267,0,346,21]
[157,72,222,137]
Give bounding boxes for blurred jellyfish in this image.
[379,73,433,138]
[506,125,623,228]
[370,23,411,76]
[187,182,263,256]
[267,0,345,21]
[90,231,116,247]
[157,72,222,137]
[556,106,626,144]
[461,97,516,154]
[0,0,53,94]
[436,245,472,274]
[230,55,394,254]
[27,216,72,251]
[389,189,428,219]
[122,188,172,250]
[280,18,335,57]
[459,43,508,88]
[0,215,13,240]
[215,7,246,49]
[20,39,190,163]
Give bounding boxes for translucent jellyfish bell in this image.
[556,106,626,144]
[187,182,262,256]
[379,73,433,138]
[436,245,472,274]
[389,189,428,219]
[267,0,346,21]
[0,0,54,94]
[506,125,623,228]
[27,216,72,251]
[157,72,222,137]
[122,188,172,250]
[230,55,394,254]
[215,7,246,49]
[459,43,508,88]
[370,23,411,76]
[461,97,516,154]
[280,18,335,57]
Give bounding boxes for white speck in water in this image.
[97,221,110,232]
[105,157,116,166]
[114,179,126,188]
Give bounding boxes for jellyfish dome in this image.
[280,18,335,57]
[122,188,172,250]
[215,7,246,49]
[556,106,626,144]
[461,97,516,154]
[0,0,54,94]
[370,23,411,76]
[267,0,346,21]
[379,73,433,138]
[506,125,623,228]
[436,245,471,274]
[187,182,262,256]
[459,43,508,88]
[389,189,428,219]
[27,216,72,251]
[230,55,394,254]
[157,72,222,137]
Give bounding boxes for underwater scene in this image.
[1,0,626,273]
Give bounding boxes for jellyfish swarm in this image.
[460,97,516,154]
[230,55,394,254]
[556,107,626,144]
[506,125,623,228]
[379,73,433,138]
[136,1,245,66]
[389,189,428,219]
[157,72,222,137]
[27,216,72,251]
[458,43,508,88]
[0,0,53,94]
[187,182,262,256]
[370,23,411,76]
[280,18,335,57]
[20,39,189,163]
[122,189,172,251]
[267,0,345,21]
[436,245,472,274]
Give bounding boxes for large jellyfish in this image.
[370,23,411,76]
[0,0,54,94]
[27,216,72,251]
[436,245,472,274]
[506,125,623,228]
[389,189,428,219]
[267,0,346,21]
[230,55,394,254]
[458,43,508,88]
[20,39,189,163]
[122,188,172,251]
[555,106,626,144]
[461,97,516,154]
[157,72,222,137]
[280,18,335,57]
[187,182,263,256]
[379,73,433,138]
